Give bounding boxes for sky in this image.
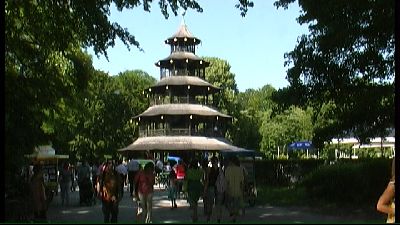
[88,1,309,92]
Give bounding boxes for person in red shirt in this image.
[174,160,186,198]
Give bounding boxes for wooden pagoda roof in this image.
[165,24,201,45]
[118,136,251,152]
[156,52,209,65]
[151,76,220,90]
[135,104,231,118]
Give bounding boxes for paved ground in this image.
[46,184,385,223]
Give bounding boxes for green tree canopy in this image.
[274,0,395,144]
[232,85,276,150]
[51,69,156,162]
[204,57,238,116]
[260,106,313,158]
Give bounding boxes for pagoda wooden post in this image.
[189,119,191,136]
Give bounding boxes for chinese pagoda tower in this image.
[121,20,245,155]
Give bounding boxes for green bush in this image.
[299,159,392,205]
[255,159,325,186]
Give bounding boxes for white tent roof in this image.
[24,145,69,160]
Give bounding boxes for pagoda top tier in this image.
[165,22,201,45]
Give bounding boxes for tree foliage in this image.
[274,0,395,143]
[204,57,238,116]
[232,86,276,150]
[260,106,314,158]
[51,70,156,162]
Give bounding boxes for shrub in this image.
[299,159,391,205]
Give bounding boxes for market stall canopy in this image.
[118,136,249,152]
[24,145,69,160]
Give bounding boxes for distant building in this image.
[328,128,395,158]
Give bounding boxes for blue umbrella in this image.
[288,141,315,158]
[167,156,181,165]
[288,141,315,150]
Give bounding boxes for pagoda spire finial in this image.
[179,9,187,25]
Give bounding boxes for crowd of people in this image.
[21,154,396,223]
[25,154,250,223]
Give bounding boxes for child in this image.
[168,169,178,209]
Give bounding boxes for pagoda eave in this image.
[159,51,207,62]
[149,76,220,91]
[118,136,248,152]
[135,104,231,118]
[148,84,220,95]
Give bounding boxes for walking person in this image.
[70,164,77,192]
[30,165,48,222]
[215,159,227,223]
[224,156,245,222]
[77,161,91,205]
[201,158,209,216]
[185,159,204,222]
[134,162,155,223]
[377,158,395,223]
[99,161,121,223]
[167,169,178,209]
[203,157,220,222]
[127,158,140,197]
[174,159,186,199]
[91,161,99,198]
[59,162,72,206]
[116,159,128,198]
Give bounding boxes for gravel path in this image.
[45,185,385,223]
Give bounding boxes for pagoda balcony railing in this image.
[160,68,205,79]
[149,96,215,106]
[139,128,223,137]
[171,45,196,54]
